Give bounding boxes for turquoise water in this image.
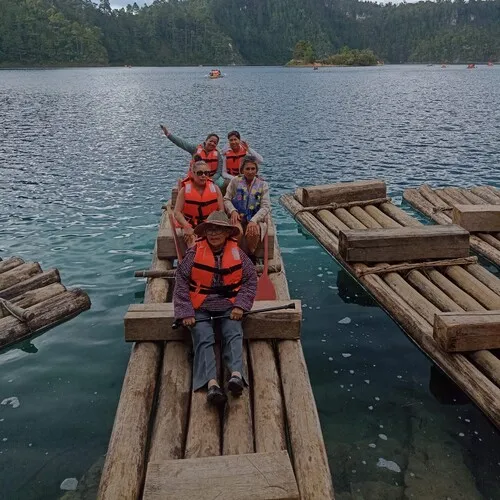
[1,66,500,499]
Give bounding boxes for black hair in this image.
[205,133,219,144]
[227,130,240,140]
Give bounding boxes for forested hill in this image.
[0,0,499,67]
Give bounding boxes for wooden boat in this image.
[281,180,500,429]
[98,202,334,499]
[0,256,91,349]
[403,184,500,267]
[209,69,223,79]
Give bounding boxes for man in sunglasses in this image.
[161,125,224,188]
[173,161,224,248]
[174,211,257,406]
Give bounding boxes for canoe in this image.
[98,202,334,499]
[281,180,500,430]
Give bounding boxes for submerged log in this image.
[0,269,61,301]
[0,262,42,291]
[0,257,25,274]
[0,289,91,348]
[98,213,171,500]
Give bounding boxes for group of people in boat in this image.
[161,125,268,406]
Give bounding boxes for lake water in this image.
[1,65,499,499]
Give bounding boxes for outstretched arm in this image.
[161,125,198,155]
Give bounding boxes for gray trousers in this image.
[191,308,245,391]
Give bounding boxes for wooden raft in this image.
[98,209,334,499]
[281,179,500,430]
[403,184,500,267]
[0,257,91,349]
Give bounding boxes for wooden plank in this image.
[338,225,470,262]
[452,204,500,232]
[124,300,302,342]
[143,451,299,500]
[434,311,500,352]
[298,179,386,207]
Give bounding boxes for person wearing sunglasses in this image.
[224,155,270,260]
[161,125,224,188]
[173,161,224,247]
[173,211,257,406]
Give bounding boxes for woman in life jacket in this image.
[160,125,224,188]
[173,211,257,406]
[223,155,271,259]
[173,160,224,248]
[221,130,263,186]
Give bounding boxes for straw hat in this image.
[194,211,240,237]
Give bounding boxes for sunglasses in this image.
[195,170,213,177]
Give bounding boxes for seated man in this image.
[224,155,271,258]
[161,125,224,188]
[222,130,263,184]
[173,160,224,248]
[173,211,257,406]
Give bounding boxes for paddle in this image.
[169,212,184,263]
[255,220,276,300]
[172,302,295,329]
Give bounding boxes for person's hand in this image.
[241,140,249,150]
[182,317,195,327]
[230,307,244,321]
[160,125,169,137]
[183,225,194,236]
[246,221,259,237]
[230,211,241,225]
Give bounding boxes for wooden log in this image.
[281,192,500,429]
[134,262,282,279]
[348,206,382,228]
[466,264,500,297]
[0,262,42,291]
[293,196,390,214]
[434,311,500,352]
[223,346,254,455]
[403,188,451,224]
[379,202,423,227]
[316,210,349,237]
[338,225,470,263]
[443,187,470,205]
[297,179,386,207]
[470,351,500,387]
[452,204,500,232]
[457,188,488,205]
[0,257,25,274]
[143,451,299,500]
[148,341,192,461]
[444,266,500,310]
[471,186,500,205]
[333,207,366,229]
[249,341,287,453]
[98,212,171,500]
[0,289,91,349]
[269,268,334,500]
[434,189,460,210]
[0,269,60,301]
[124,301,302,342]
[356,256,478,277]
[419,184,452,211]
[0,297,35,322]
[365,204,402,228]
[0,283,66,320]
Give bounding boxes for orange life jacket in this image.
[224,146,247,176]
[189,238,243,309]
[189,145,219,177]
[182,179,218,227]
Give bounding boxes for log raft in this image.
[403,184,500,266]
[98,206,334,499]
[281,180,500,430]
[0,257,91,349]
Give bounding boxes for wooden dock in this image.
[281,180,500,430]
[404,184,500,266]
[98,206,334,499]
[0,256,91,349]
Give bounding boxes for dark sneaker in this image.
[228,376,244,397]
[207,385,227,406]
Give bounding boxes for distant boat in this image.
[467,63,476,69]
[209,69,223,79]
[313,65,319,71]
[441,64,447,68]
[488,61,494,67]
